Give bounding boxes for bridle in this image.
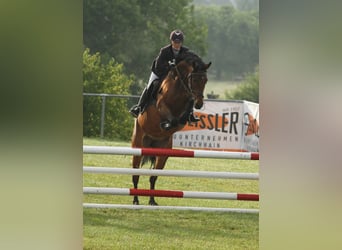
[188,72,207,99]
[174,66,207,99]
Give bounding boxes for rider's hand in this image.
[168,59,176,67]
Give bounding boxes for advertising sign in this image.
[172,100,259,152]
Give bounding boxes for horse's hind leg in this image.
[132,176,140,205]
[132,155,141,205]
[149,156,169,206]
[131,119,143,205]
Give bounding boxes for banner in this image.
[172,100,259,152]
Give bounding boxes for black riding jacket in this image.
[151,44,189,80]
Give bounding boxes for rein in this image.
[188,72,206,99]
[174,65,193,96]
[174,66,206,99]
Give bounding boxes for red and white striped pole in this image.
[83,146,259,160]
[83,187,259,201]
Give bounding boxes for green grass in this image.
[83,137,259,249]
[84,209,258,250]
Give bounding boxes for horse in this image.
[131,52,211,205]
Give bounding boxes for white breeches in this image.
[147,72,159,88]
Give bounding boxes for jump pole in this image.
[83,203,259,214]
[83,146,259,160]
[83,166,259,180]
[84,187,259,201]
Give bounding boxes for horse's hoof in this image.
[133,201,139,205]
[149,201,158,206]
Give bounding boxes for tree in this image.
[83,0,207,88]
[225,10,259,77]
[83,48,134,140]
[196,6,258,80]
[224,66,259,103]
[235,0,259,11]
[197,6,234,80]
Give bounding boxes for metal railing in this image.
[83,93,139,138]
[83,93,230,138]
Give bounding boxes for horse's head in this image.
[182,52,211,109]
[162,52,211,120]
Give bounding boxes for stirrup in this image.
[129,106,141,118]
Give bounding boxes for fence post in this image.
[100,95,106,138]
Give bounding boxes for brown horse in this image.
[131,52,211,205]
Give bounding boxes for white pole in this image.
[83,167,259,180]
[83,146,142,155]
[83,203,259,214]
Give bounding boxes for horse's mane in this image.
[176,51,207,72]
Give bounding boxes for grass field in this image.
[83,137,259,249]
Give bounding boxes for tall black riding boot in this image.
[129,87,149,118]
[188,110,200,122]
[129,80,160,118]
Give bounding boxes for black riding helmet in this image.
[170,30,184,43]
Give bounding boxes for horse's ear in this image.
[206,62,212,70]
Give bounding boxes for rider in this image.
[129,29,200,129]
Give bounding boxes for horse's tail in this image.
[141,156,156,169]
